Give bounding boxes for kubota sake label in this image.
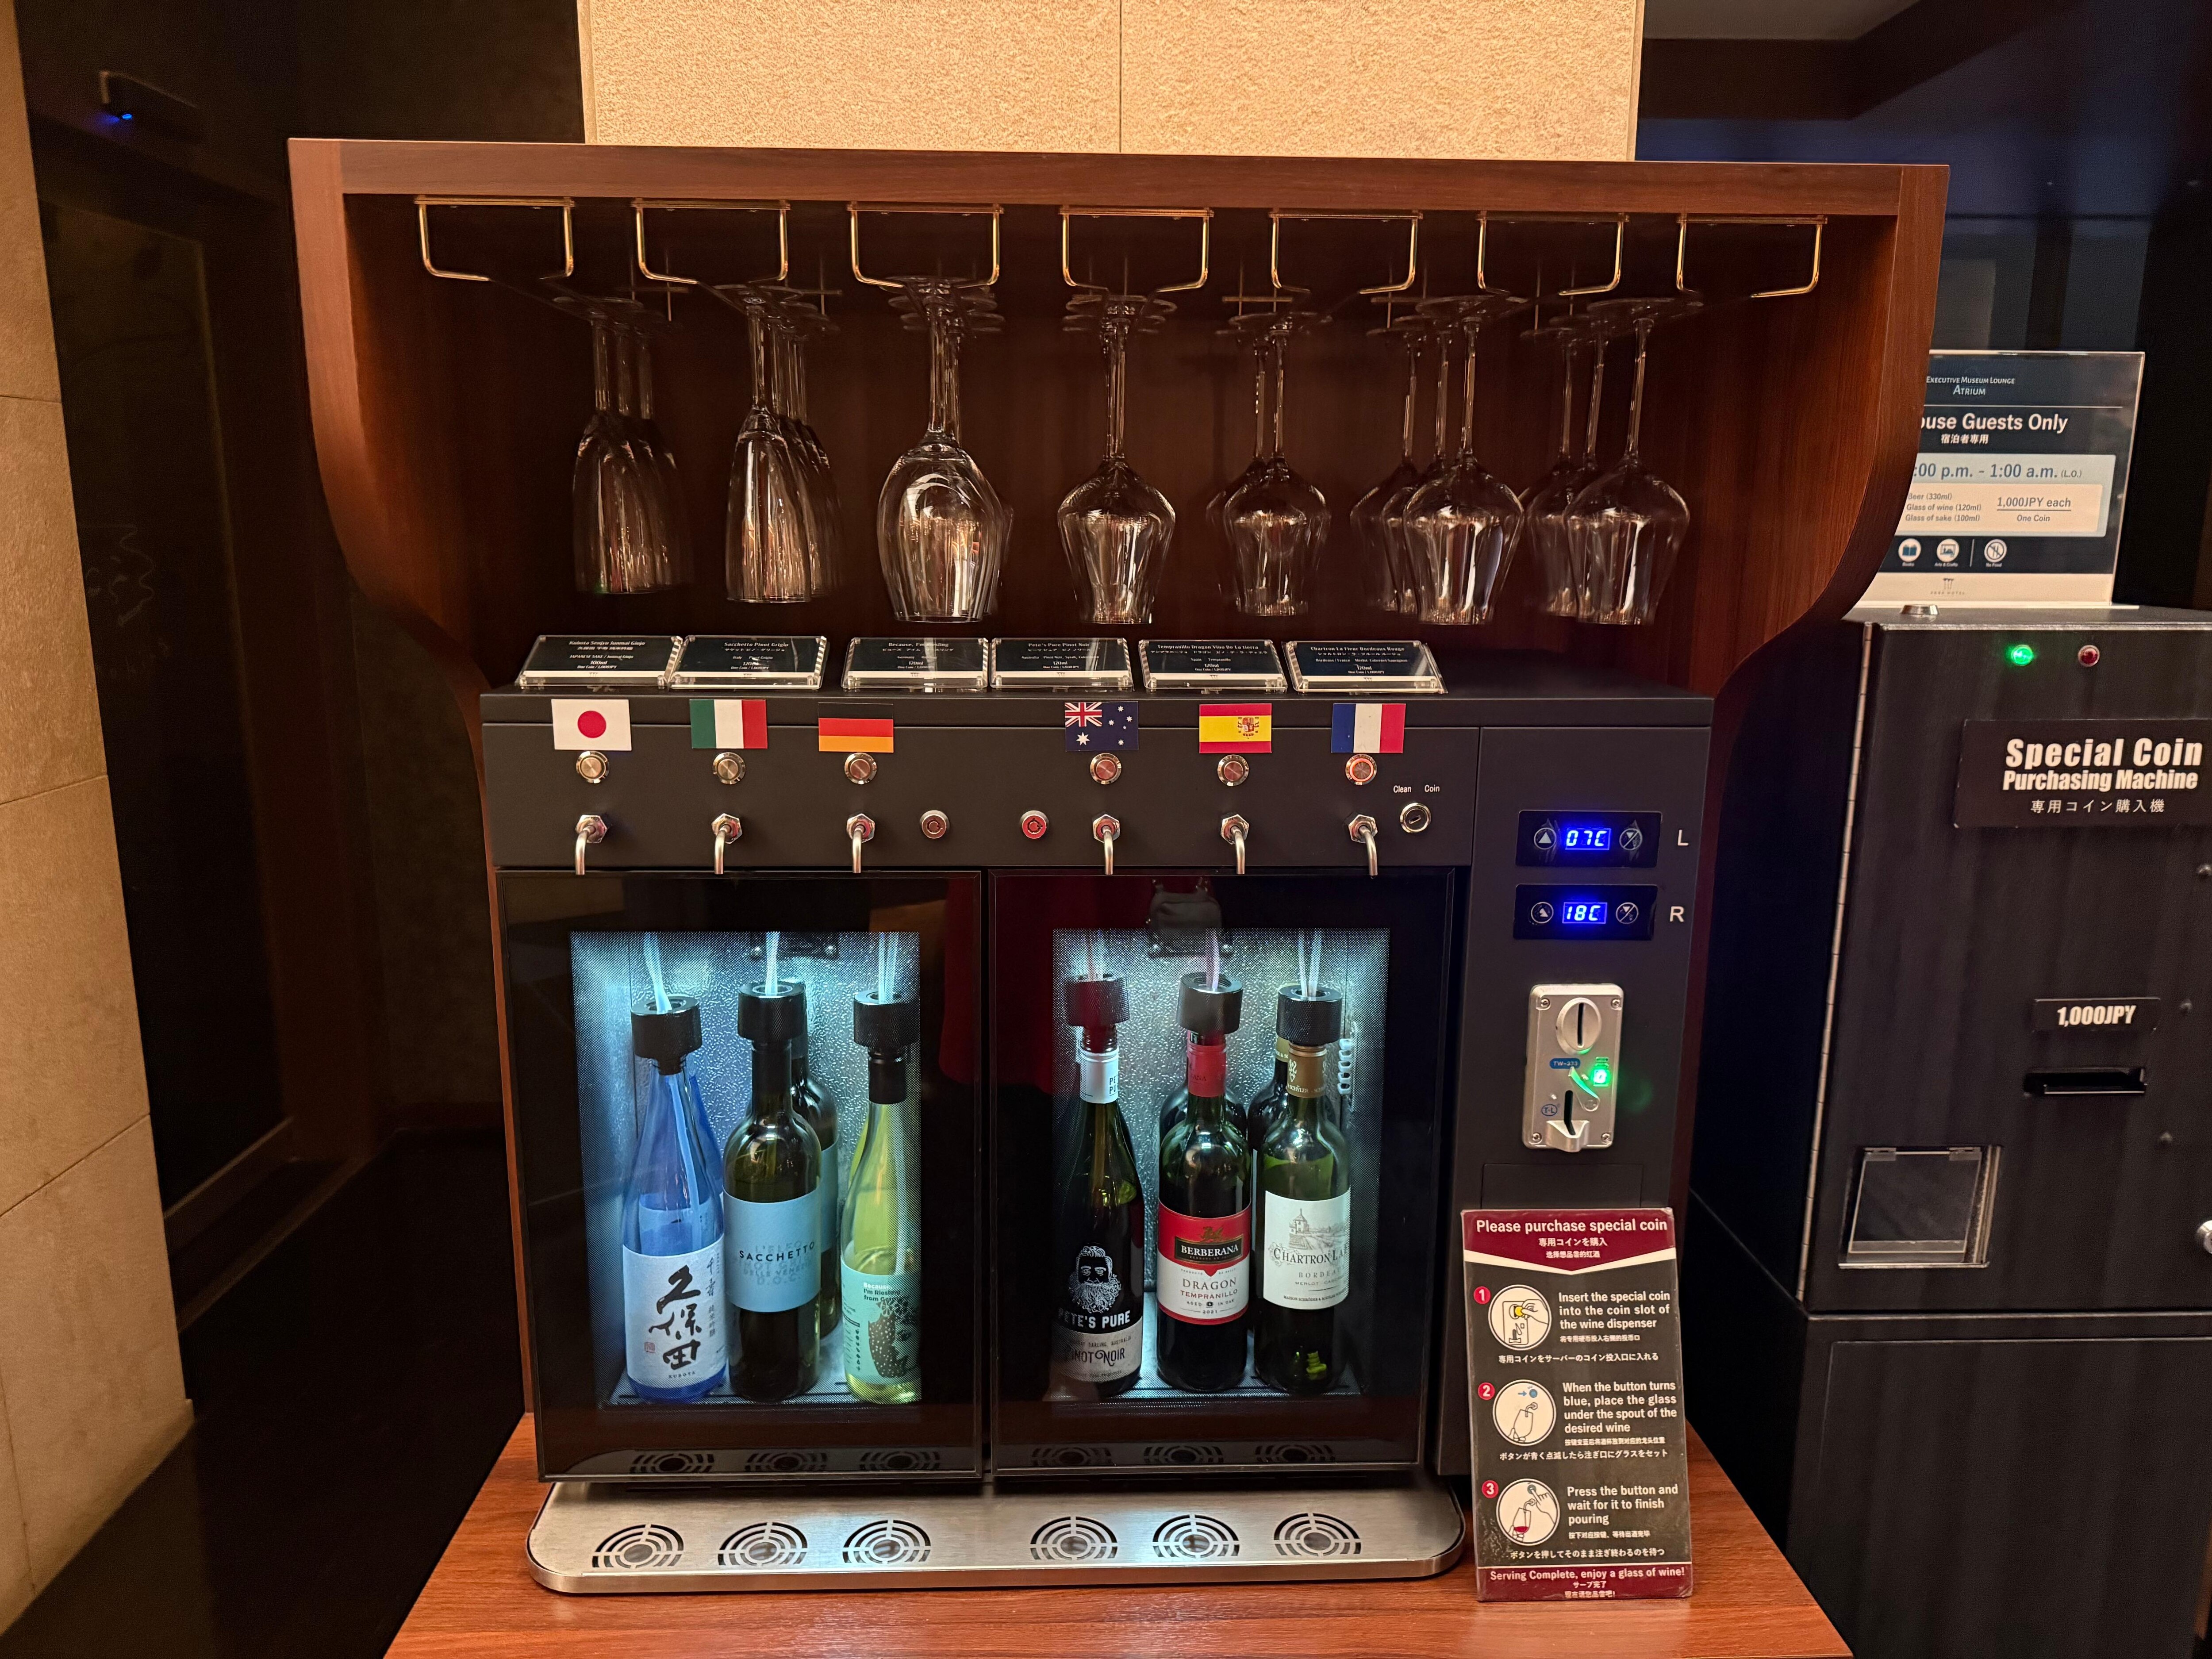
[624,1241,725,1389]
[724,1190,820,1312]
[1157,1202,1250,1324]
[842,1264,920,1387]
[1262,1190,1350,1309]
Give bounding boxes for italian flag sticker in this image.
[550,699,631,751]
[690,699,768,750]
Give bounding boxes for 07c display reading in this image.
[1560,826,1612,852]
[1516,810,1661,869]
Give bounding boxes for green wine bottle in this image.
[1256,984,1349,1396]
[791,1008,841,1335]
[842,991,922,1404]
[724,979,821,1401]
[1157,971,1250,1393]
[1052,972,1144,1399]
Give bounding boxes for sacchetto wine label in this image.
[1262,1190,1351,1309]
[624,1240,725,1388]
[1156,1202,1250,1324]
[724,1190,821,1312]
[842,1264,919,1385]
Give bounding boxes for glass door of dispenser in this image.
[992,872,1456,1475]
[502,872,981,1481]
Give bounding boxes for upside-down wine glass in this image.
[724,286,814,602]
[1521,307,1604,619]
[625,318,691,589]
[1350,310,1425,615]
[1567,296,1700,626]
[1382,313,1455,617]
[1223,311,1330,618]
[877,277,1008,622]
[1402,293,1527,625]
[769,296,841,597]
[1058,291,1175,625]
[573,310,674,595]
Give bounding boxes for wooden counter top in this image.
[390,1418,1847,1658]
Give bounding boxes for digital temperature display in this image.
[1558,898,1611,925]
[1517,810,1661,868]
[1514,885,1659,941]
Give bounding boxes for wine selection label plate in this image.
[989,637,1134,691]
[1461,1207,1693,1601]
[515,634,682,690]
[670,634,828,690]
[1139,638,1288,692]
[842,637,990,692]
[1286,640,1445,694]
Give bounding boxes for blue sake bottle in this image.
[621,995,729,1402]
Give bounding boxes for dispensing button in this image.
[1344,754,1378,786]
[1020,809,1049,841]
[919,809,950,840]
[575,750,609,784]
[1090,753,1122,785]
[574,814,607,876]
[711,751,745,786]
[1399,802,1431,833]
[1217,755,1250,787]
[2198,1218,2212,1257]
[844,752,878,784]
[710,813,741,875]
[1092,814,1120,876]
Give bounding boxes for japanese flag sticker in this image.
[550,699,632,751]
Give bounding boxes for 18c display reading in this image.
[1558,899,1611,926]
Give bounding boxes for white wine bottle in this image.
[843,983,922,1403]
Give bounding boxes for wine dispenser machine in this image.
[486,653,1709,1590]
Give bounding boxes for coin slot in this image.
[2023,1066,2146,1097]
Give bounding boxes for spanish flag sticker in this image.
[1198,703,1273,753]
[818,715,894,753]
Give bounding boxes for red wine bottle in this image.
[1156,971,1249,1392]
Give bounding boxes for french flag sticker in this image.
[1332,702,1405,754]
[550,699,632,751]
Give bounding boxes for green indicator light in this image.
[1589,1063,1612,1087]
[2007,643,2036,667]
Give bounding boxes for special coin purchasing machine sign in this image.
[1866,350,2143,607]
[1461,1208,1692,1601]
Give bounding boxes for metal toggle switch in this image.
[1524,984,1624,1153]
[1221,814,1249,876]
[845,813,875,873]
[1092,814,1120,876]
[1348,814,1379,878]
[574,814,607,876]
[711,813,741,875]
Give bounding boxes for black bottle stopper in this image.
[1179,971,1244,1036]
[855,994,920,1104]
[630,995,703,1075]
[1064,973,1130,1039]
[736,979,806,1047]
[1276,984,1343,1048]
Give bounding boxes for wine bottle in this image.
[1156,970,1250,1392]
[1256,984,1350,1395]
[791,1007,841,1334]
[843,990,922,1404]
[1051,972,1144,1398]
[621,995,728,1402]
[1247,1035,1290,1195]
[724,979,821,1400]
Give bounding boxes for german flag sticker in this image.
[1198,703,1273,753]
[818,715,894,753]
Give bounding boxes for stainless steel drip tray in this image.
[527,1471,1464,1592]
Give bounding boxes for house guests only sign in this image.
[1461,1208,1692,1601]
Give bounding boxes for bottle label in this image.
[1078,1046,1118,1105]
[1156,1202,1250,1325]
[842,1264,920,1386]
[624,1239,725,1390]
[1262,1190,1351,1309]
[1052,1243,1140,1382]
[724,1190,821,1313]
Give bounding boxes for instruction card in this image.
[1462,1207,1692,1601]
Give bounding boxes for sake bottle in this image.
[621,994,727,1401]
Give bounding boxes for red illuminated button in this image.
[2078,644,2101,667]
[1020,810,1049,840]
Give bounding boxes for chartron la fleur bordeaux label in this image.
[1954,719,2212,828]
[1462,1207,1692,1602]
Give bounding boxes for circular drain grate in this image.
[1274,1512,1362,1559]
[628,1451,714,1476]
[1256,1442,1336,1465]
[1030,1516,1119,1563]
[1152,1513,1240,1561]
[858,1448,943,1474]
[718,1521,808,1569]
[591,1524,684,1571]
[843,1519,932,1567]
[1028,1444,1113,1469]
[1144,1443,1224,1466]
[745,1449,829,1475]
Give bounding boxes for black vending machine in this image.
[1687,607,2212,1659]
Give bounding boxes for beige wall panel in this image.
[0,398,104,811]
[0,1388,27,1631]
[0,3,56,402]
[1121,0,1642,161]
[0,777,149,1216]
[0,1117,189,1585]
[585,0,1120,152]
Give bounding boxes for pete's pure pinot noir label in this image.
[1052,1242,1141,1382]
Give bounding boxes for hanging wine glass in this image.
[1351,307,1428,615]
[1402,292,1527,625]
[1223,310,1330,618]
[572,309,672,595]
[877,277,1008,622]
[1519,306,1605,619]
[1567,295,1701,626]
[722,286,814,603]
[1058,290,1175,625]
[765,293,841,598]
[622,317,691,591]
[1382,312,1453,619]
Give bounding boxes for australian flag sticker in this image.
[1065,700,1139,751]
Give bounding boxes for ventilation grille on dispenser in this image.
[627,1451,714,1476]
[1273,1512,1362,1559]
[1152,1513,1240,1561]
[1144,1443,1224,1466]
[591,1524,685,1571]
[1030,1516,1119,1563]
[1028,1444,1114,1469]
[717,1521,808,1569]
[843,1519,932,1567]
[1256,1441,1336,1465]
[745,1448,830,1475]
[857,1448,943,1474]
